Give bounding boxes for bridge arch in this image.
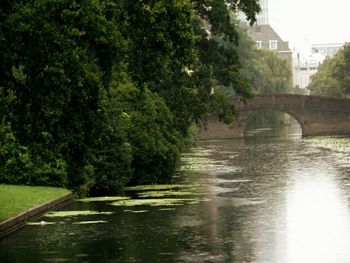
[200,94,350,139]
[242,109,305,137]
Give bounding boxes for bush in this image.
[0,123,67,186]
[112,81,181,185]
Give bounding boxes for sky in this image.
[267,0,350,55]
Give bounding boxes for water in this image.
[1,135,350,262]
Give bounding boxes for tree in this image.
[0,0,130,193]
[308,44,350,98]
[252,49,293,94]
[216,17,293,96]
[0,0,261,195]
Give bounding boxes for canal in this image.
[1,130,350,262]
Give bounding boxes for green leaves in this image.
[309,44,350,98]
[231,20,293,95]
[0,0,260,196]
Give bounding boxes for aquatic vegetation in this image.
[77,196,130,202]
[180,148,235,173]
[44,211,113,217]
[124,184,195,191]
[137,190,193,198]
[181,149,213,157]
[27,220,108,225]
[305,136,350,153]
[111,198,196,207]
[180,157,230,172]
[304,136,350,168]
[111,196,212,207]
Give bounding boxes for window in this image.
[269,40,278,50]
[256,41,262,49]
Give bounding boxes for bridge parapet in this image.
[231,94,350,112]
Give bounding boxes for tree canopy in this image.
[218,17,293,96]
[308,44,350,98]
[0,0,260,195]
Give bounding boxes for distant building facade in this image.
[249,24,292,62]
[293,52,325,89]
[240,0,292,62]
[311,43,344,58]
[256,0,269,25]
[239,0,293,88]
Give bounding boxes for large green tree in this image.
[308,44,350,98]
[0,0,135,193]
[0,0,260,195]
[214,15,293,96]
[119,0,261,132]
[236,20,292,95]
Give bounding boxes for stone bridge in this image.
[200,94,350,139]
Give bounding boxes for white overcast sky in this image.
[268,0,350,54]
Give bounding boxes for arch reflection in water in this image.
[245,111,302,139]
[287,173,350,262]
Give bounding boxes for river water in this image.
[1,132,350,262]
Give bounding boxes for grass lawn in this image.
[0,184,70,222]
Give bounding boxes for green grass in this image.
[0,184,70,222]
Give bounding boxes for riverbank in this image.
[0,185,74,238]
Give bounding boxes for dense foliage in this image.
[0,0,259,195]
[217,18,293,130]
[308,44,350,98]
[218,18,293,96]
[237,22,292,95]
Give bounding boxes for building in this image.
[256,0,269,25]
[311,43,344,58]
[249,24,292,62]
[239,0,292,62]
[293,52,325,89]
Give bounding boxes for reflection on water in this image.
[0,135,350,263]
[287,175,350,263]
[245,111,302,140]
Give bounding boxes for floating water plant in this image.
[44,210,113,218]
[111,197,211,207]
[180,154,233,172]
[111,198,197,207]
[124,184,195,191]
[137,190,193,198]
[305,136,350,153]
[77,196,130,202]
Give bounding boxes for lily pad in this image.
[124,184,195,191]
[111,198,196,207]
[137,190,193,198]
[44,210,113,218]
[77,196,130,202]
